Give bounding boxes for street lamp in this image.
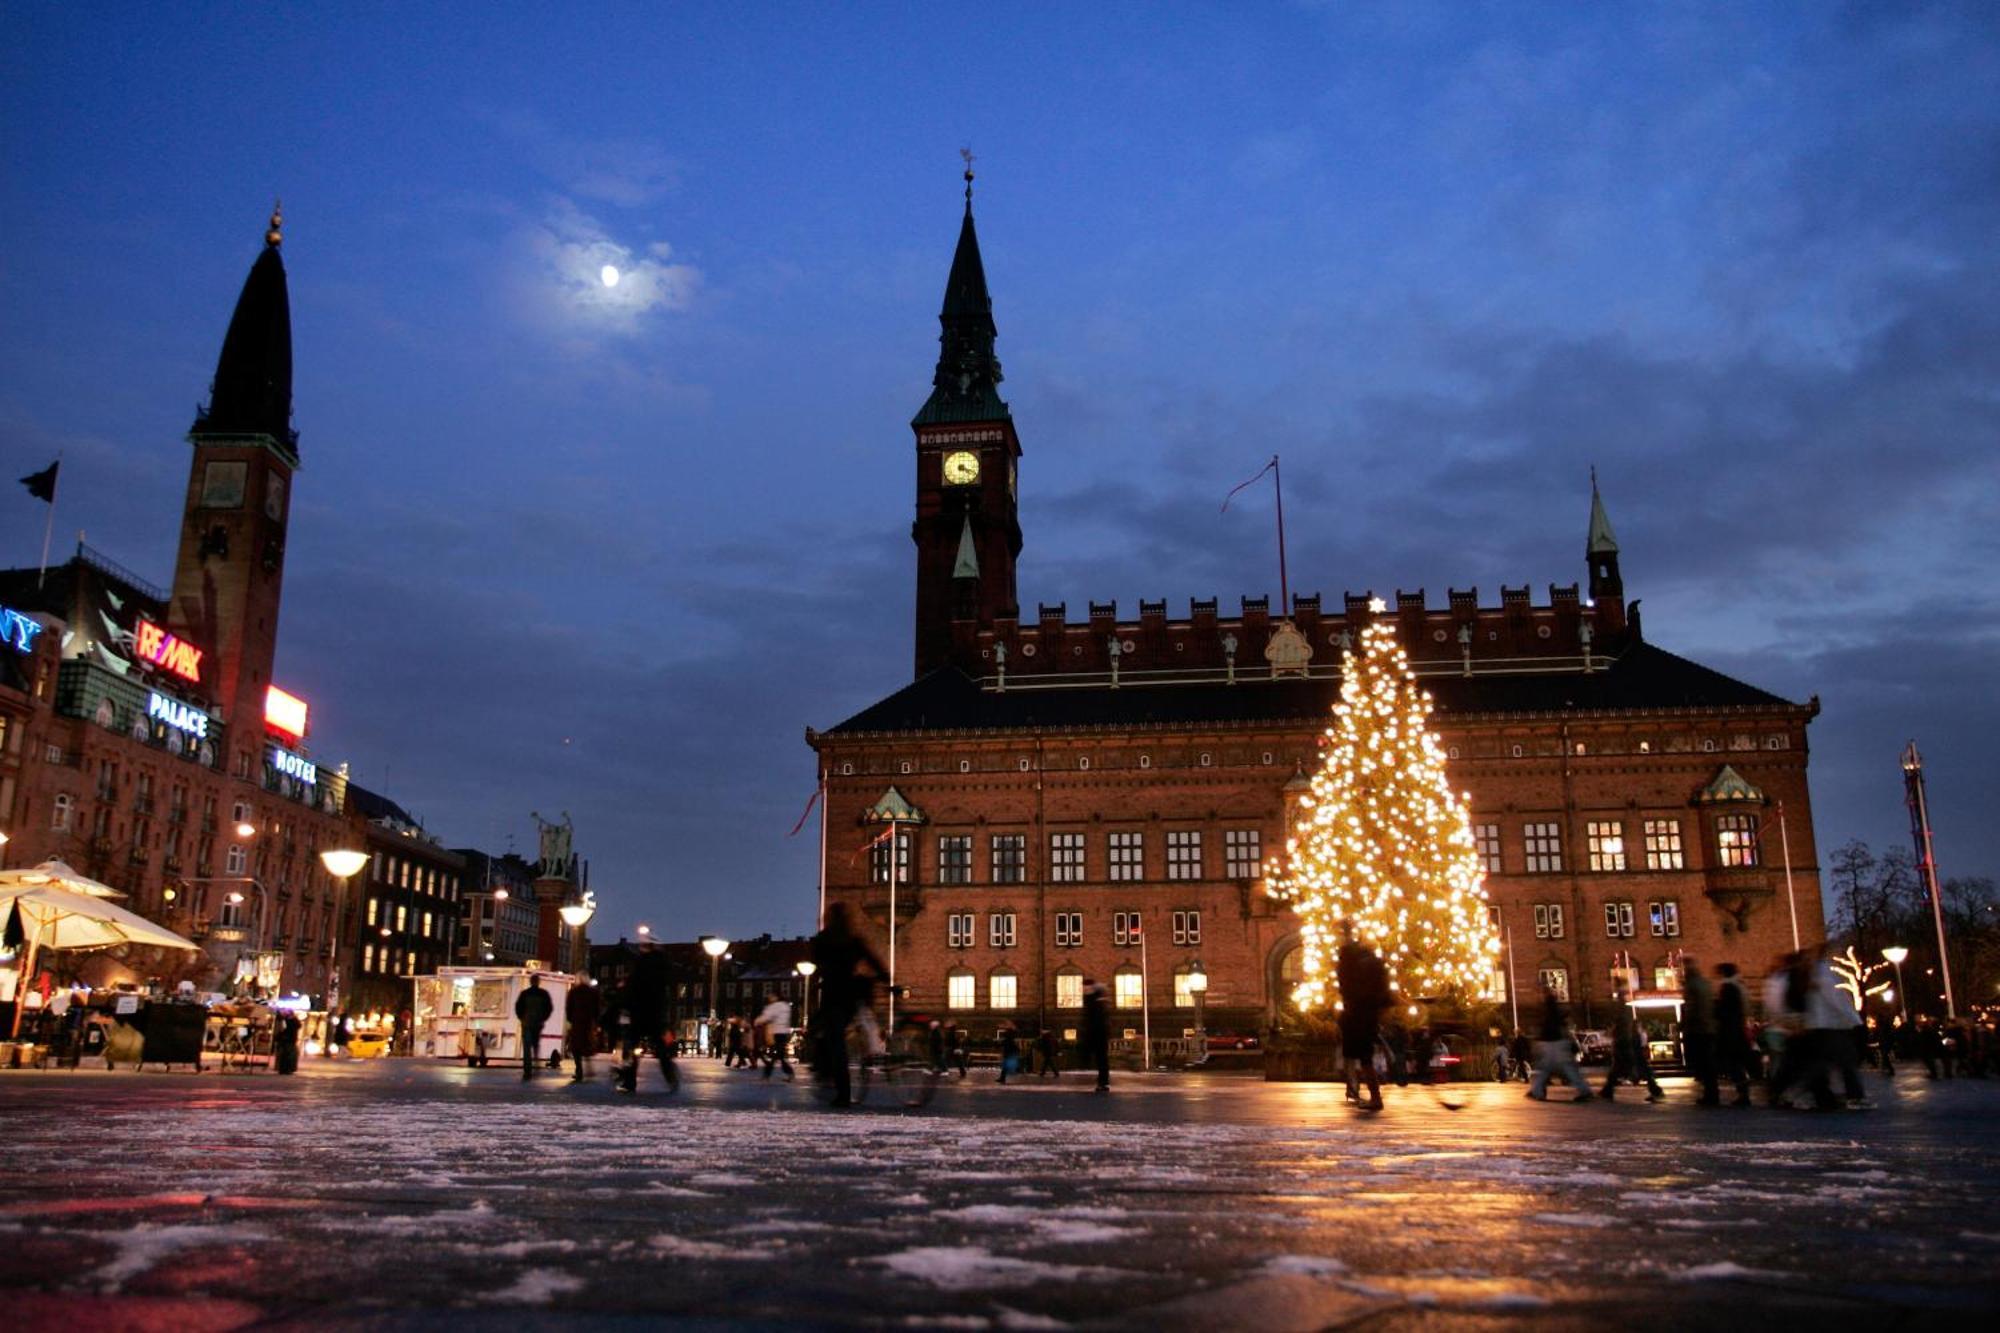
[702,935,731,1038]
[795,959,817,1027]
[635,922,650,938]
[1883,946,1911,1027]
[558,892,596,974]
[1187,960,1208,1064]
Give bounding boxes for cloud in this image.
[520,196,701,333]
[472,105,684,207]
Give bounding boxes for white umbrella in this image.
[0,859,125,899]
[4,881,198,1038]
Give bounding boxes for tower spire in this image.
[193,205,296,453]
[913,161,1007,427]
[1586,467,1623,611]
[1587,466,1618,555]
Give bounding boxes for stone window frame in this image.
[991,833,1027,884]
[1224,828,1262,879]
[1473,823,1502,874]
[1108,831,1145,882]
[1165,829,1203,881]
[1586,820,1627,873]
[989,911,1017,949]
[1715,813,1760,868]
[1523,822,1563,874]
[1643,819,1685,870]
[937,834,972,885]
[1050,832,1086,883]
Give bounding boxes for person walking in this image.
[618,941,680,1094]
[1037,1027,1061,1081]
[810,903,887,1108]
[515,975,554,1082]
[1682,955,1719,1106]
[1510,1030,1533,1084]
[1082,977,1112,1093]
[997,1022,1020,1084]
[1800,944,1868,1109]
[565,978,601,1084]
[1336,920,1390,1112]
[1526,981,1594,1103]
[1712,963,1754,1107]
[1761,950,1804,1106]
[756,992,795,1080]
[1599,987,1664,1102]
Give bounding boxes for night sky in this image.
[3,6,1995,941]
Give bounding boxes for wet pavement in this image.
[1,1056,1997,1329]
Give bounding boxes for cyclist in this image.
[810,903,887,1107]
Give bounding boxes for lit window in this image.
[1050,833,1086,883]
[1114,969,1143,1009]
[1474,823,1502,874]
[991,834,1026,884]
[1649,900,1680,938]
[947,971,976,1009]
[989,912,1016,948]
[1056,972,1083,1009]
[1587,821,1626,872]
[1538,967,1569,1001]
[989,973,1018,1010]
[947,913,974,949]
[1533,903,1564,940]
[1523,823,1563,873]
[1173,969,1198,1007]
[1054,912,1082,948]
[1644,820,1684,870]
[396,904,408,931]
[870,830,913,885]
[1715,814,1759,868]
[938,835,972,885]
[1166,831,1202,881]
[1224,829,1262,879]
[367,897,378,926]
[1171,910,1201,946]
[1108,832,1144,882]
[363,943,376,972]
[1113,911,1140,946]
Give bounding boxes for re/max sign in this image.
[135,619,202,683]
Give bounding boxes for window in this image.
[1533,903,1564,940]
[1649,900,1680,938]
[1056,972,1083,1009]
[1113,911,1141,946]
[991,834,1025,884]
[51,793,72,831]
[1114,969,1143,1009]
[395,904,408,931]
[1523,823,1563,873]
[1173,969,1199,1007]
[1715,813,1760,868]
[1653,965,1680,992]
[938,835,972,885]
[1054,912,1082,948]
[1603,901,1635,938]
[367,897,379,926]
[947,971,975,1009]
[1108,832,1144,881]
[1166,830,1202,881]
[947,913,974,949]
[363,943,376,972]
[1474,823,1502,874]
[1171,909,1201,946]
[1051,833,1086,883]
[1224,829,1262,879]
[989,912,1016,948]
[219,895,244,928]
[989,973,1018,1010]
[870,829,912,885]
[1587,821,1626,872]
[1643,819,1684,870]
[224,844,247,875]
[1538,967,1570,1002]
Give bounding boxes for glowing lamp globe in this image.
[1882,946,1909,966]
[319,848,370,879]
[702,936,730,959]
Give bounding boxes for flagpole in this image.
[887,816,898,1032]
[816,771,829,932]
[1272,454,1288,614]
[1777,803,1800,952]
[35,453,60,590]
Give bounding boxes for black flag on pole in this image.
[19,461,58,503]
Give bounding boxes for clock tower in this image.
[912,171,1022,678]
[167,206,299,754]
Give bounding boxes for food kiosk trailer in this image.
[411,965,571,1067]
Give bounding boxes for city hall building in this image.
[807,184,1824,1043]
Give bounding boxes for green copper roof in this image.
[913,200,1010,427]
[952,514,980,579]
[1588,480,1619,556]
[864,785,927,824]
[1696,764,1764,804]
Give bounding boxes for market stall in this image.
[412,966,571,1067]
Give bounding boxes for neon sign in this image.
[2,605,44,654]
[265,685,308,741]
[270,746,317,786]
[147,692,209,740]
[135,619,202,683]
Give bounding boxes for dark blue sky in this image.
[4,5,1995,940]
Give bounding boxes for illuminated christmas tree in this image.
[1269,606,1501,1009]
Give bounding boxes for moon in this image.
[600,264,621,288]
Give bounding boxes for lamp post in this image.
[795,960,816,1029]
[558,891,596,973]
[318,848,368,1023]
[1883,946,1911,1027]
[1186,960,1207,1064]
[702,935,730,1047]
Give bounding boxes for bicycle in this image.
[817,991,940,1108]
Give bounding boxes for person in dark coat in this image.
[998,1023,1020,1083]
[1336,920,1390,1111]
[810,903,888,1107]
[1712,962,1754,1106]
[515,976,554,1081]
[565,979,601,1084]
[618,943,680,1093]
[1082,978,1112,1093]
[1037,1027,1061,1081]
[273,1010,301,1075]
[1599,986,1663,1101]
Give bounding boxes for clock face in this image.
[943,450,981,486]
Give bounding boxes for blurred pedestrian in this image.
[1713,963,1754,1107]
[617,941,681,1094]
[1038,1026,1061,1080]
[1599,986,1663,1102]
[998,1022,1020,1083]
[1510,1030,1533,1083]
[515,975,554,1082]
[1082,978,1112,1093]
[565,978,601,1084]
[1527,981,1593,1103]
[757,992,795,1080]
[810,902,887,1108]
[1682,955,1719,1106]
[1336,920,1390,1112]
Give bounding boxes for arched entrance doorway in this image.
[1266,935,1309,1035]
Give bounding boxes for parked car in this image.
[1575,1029,1613,1064]
[1205,1032,1261,1051]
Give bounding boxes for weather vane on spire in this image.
[960,146,975,203]
[266,198,283,248]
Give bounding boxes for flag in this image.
[1220,455,1277,513]
[19,460,58,503]
[786,783,823,837]
[848,824,896,866]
